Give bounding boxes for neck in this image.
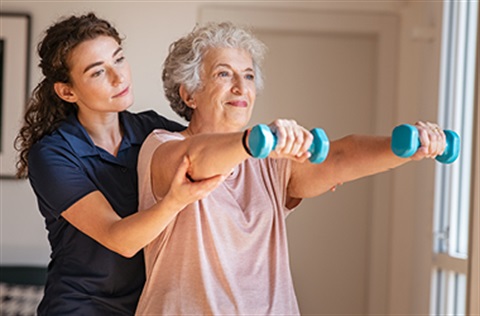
[184,116,243,137]
[78,111,123,156]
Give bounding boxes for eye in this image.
[91,69,105,78]
[245,73,255,81]
[115,56,126,64]
[218,71,230,78]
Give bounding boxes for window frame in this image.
[431,0,478,315]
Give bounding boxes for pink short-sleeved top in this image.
[136,129,300,315]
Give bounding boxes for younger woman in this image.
[15,13,223,315]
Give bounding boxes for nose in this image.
[111,68,125,86]
[232,75,247,95]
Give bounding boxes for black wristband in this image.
[242,129,253,157]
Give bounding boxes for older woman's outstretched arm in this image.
[150,132,250,199]
[149,120,313,199]
[286,122,446,199]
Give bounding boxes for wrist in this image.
[242,128,253,156]
[160,193,187,215]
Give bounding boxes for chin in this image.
[117,97,135,111]
[111,103,132,113]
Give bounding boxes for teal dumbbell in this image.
[391,124,460,164]
[247,124,330,164]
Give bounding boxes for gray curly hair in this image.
[162,21,267,121]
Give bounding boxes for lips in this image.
[228,100,248,107]
[112,86,130,98]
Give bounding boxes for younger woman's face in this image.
[59,35,134,115]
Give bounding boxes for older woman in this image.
[135,22,446,315]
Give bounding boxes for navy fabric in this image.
[28,110,184,315]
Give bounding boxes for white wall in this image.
[0,0,404,264]
[0,1,444,314]
[389,2,443,314]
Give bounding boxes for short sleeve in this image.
[137,130,184,212]
[28,141,97,219]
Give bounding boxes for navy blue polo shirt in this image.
[28,110,184,315]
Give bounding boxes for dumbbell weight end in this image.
[309,128,330,164]
[437,130,460,164]
[248,124,275,159]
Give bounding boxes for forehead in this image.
[68,36,120,72]
[202,47,253,70]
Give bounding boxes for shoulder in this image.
[125,110,185,133]
[29,132,75,162]
[149,129,184,143]
[28,132,83,175]
[140,130,184,158]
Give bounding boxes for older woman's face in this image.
[190,47,256,132]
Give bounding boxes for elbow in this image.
[118,249,140,259]
[109,244,141,258]
[119,249,139,259]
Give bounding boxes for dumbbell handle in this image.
[247,124,330,164]
[391,124,460,164]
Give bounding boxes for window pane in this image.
[453,273,467,315]
[431,269,467,315]
[431,269,445,315]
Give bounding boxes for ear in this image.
[179,84,196,109]
[54,82,78,103]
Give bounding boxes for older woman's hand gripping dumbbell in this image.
[247,124,330,163]
[391,124,460,164]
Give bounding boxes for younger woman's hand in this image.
[164,156,226,209]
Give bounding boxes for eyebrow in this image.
[82,47,123,74]
[215,63,254,73]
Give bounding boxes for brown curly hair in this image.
[14,12,122,178]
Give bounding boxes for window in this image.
[431,0,478,315]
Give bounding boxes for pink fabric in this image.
[136,129,300,315]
